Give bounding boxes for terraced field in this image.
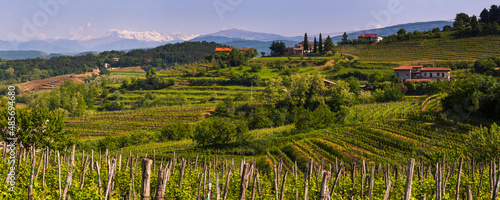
[66,105,215,138]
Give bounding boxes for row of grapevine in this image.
[2,144,498,199]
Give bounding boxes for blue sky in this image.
[0,0,497,41]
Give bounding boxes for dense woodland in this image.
[0,41,222,84]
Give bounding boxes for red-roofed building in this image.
[239,47,252,52]
[358,33,383,42]
[92,67,100,74]
[394,65,451,81]
[215,47,233,54]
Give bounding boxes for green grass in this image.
[337,35,500,63]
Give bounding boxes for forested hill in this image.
[0,41,221,84]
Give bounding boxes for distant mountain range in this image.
[0,20,451,60]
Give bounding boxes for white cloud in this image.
[69,22,94,40]
[35,32,47,40]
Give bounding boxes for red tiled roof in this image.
[420,68,451,72]
[393,65,423,70]
[239,47,251,51]
[358,34,379,38]
[215,47,233,52]
[406,79,432,82]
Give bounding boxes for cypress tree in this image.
[303,33,309,53]
[318,33,323,54]
[313,36,317,53]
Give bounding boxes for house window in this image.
[442,73,444,77]
[396,72,399,77]
[406,73,409,77]
[430,73,433,77]
[424,73,427,76]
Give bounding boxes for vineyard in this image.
[1,143,498,200]
[65,105,215,138]
[337,35,500,63]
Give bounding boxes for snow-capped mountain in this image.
[0,29,199,53]
[104,29,199,42]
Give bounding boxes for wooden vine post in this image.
[62,145,76,200]
[456,157,463,200]
[28,146,36,200]
[141,158,153,200]
[404,158,415,200]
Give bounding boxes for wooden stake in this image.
[96,161,102,198]
[223,168,233,200]
[456,157,463,200]
[330,164,344,199]
[28,146,36,200]
[319,170,330,200]
[104,158,116,200]
[238,163,251,200]
[154,168,167,200]
[141,158,153,200]
[279,170,288,200]
[368,164,375,200]
[57,151,62,199]
[404,158,415,200]
[80,155,90,189]
[62,144,76,200]
[383,180,392,200]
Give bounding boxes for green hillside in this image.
[337,35,500,63]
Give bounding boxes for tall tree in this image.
[269,41,287,56]
[323,35,335,54]
[318,33,323,54]
[303,33,309,53]
[480,8,490,23]
[491,5,500,23]
[313,36,317,53]
[341,32,349,43]
[454,13,471,27]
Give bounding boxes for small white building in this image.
[393,65,451,82]
[358,34,383,42]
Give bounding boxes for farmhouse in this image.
[239,47,252,52]
[215,47,233,54]
[358,34,383,42]
[112,58,120,62]
[393,65,451,82]
[286,45,304,55]
[92,67,100,74]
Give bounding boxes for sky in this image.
[0,0,497,41]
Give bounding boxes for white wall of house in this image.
[395,70,411,81]
[421,71,450,80]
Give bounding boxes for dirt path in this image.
[18,72,97,92]
[314,59,336,70]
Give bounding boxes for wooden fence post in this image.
[239,163,252,200]
[383,180,392,200]
[404,158,415,200]
[223,168,233,200]
[154,168,167,200]
[61,145,76,200]
[456,157,463,200]
[104,158,116,200]
[368,164,375,200]
[28,146,36,200]
[141,158,153,200]
[319,170,330,200]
